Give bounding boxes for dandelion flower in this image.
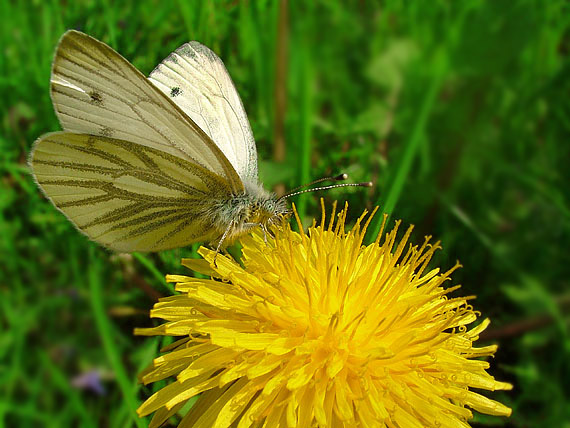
[136,202,512,427]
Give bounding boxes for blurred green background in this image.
[1,0,569,426]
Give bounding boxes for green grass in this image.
[1,0,569,426]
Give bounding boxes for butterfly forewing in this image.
[31,132,224,252]
[149,41,258,181]
[50,30,243,193]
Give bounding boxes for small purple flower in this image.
[71,370,105,395]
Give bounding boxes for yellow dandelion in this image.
[136,202,512,427]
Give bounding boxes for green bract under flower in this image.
[136,202,512,427]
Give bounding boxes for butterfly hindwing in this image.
[149,41,258,181]
[31,132,229,252]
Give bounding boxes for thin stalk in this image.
[370,49,448,238]
[88,247,146,428]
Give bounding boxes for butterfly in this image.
[30,31,371,253]
[29,30,292,253]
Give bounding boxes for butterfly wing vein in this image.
[32,132,227,252]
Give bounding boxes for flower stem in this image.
[88,247,147,428]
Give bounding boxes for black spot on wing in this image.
[89,90,103,105]
[170,87,182,97]
[99,126,113,137]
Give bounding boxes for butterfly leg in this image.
[213,222,268,267]
[213,223,234,267]
[260,224,268,244]
[242,222,268,243]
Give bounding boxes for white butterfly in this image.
[29,30,288,252]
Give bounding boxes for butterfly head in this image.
[242,181,289,229]
[249,197,290,228]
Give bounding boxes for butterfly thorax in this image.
[207,181,289,245]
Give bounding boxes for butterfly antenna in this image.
[280,181,373,200]
[278,173,349,201]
